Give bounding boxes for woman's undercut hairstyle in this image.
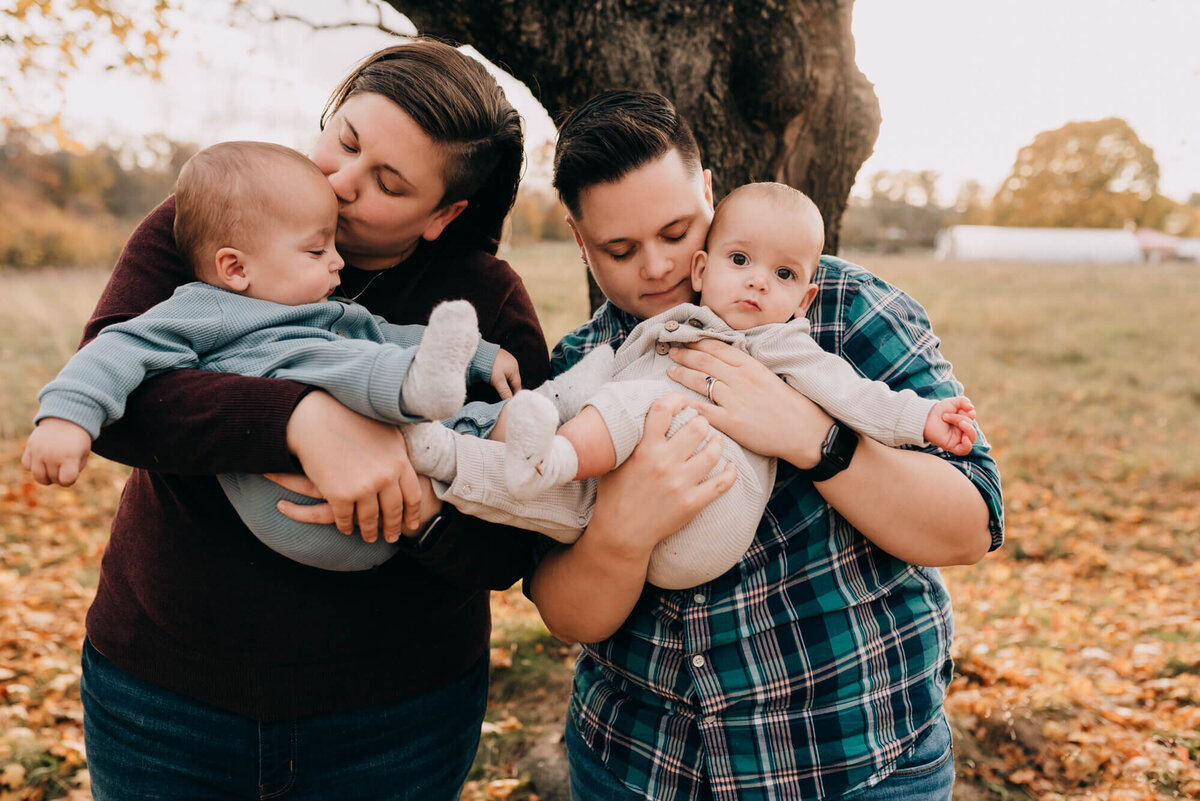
[322,38,524,255]
[173,141,323,279]
[552,90,702,220]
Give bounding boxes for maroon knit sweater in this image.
[83,197,550,720]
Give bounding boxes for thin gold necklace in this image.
[342,240,422,302]
[343,264,397,303]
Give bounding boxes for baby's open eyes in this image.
[776,267,795,280]
[730,252,749,266]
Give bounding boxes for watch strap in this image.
[404,508,454,552]
[799,420,858,482]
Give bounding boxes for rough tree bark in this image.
[391,0,881,312]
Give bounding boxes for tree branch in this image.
[260,1,411,39]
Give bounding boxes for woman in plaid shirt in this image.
[524,91,1005,800]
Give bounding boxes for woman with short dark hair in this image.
[78,39,548,801]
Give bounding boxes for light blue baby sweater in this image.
[36,282,499,437]
[36,282,500,573]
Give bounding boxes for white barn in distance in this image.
[934,226,1144,263]
[1177,238,1200,262]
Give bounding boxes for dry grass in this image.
[500,240,592,348]
[852,253,1199,488]
[0,268,113,441]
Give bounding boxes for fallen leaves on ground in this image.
[945,477,1200,799]
[2,442,1197,800]
[0,445,120,800]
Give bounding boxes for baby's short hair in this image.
[173,141,324,279]
[710,182,825,274]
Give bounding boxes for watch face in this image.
[822,423,840,453]
[822,421,858,471]
[804,421,857,482]
[834,422,858,463]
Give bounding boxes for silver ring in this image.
[705,375,717,403]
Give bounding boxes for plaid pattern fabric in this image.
[543,256,1004,800]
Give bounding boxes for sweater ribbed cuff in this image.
[585,392,644,467]
[469,340,501,386]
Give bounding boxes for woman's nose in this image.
[641,244,673,280]
[325,165,357,203]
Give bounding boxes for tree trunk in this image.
[391,0,880,312]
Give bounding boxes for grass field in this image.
[1,248,1198,799]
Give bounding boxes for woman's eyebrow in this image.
[343,119,416,191]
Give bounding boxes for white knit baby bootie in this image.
[532,345,615,421]
[504,391,579,500]
[402,422,459,483]
[399,300,480,420]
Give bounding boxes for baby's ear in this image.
[214,247,250,292]
[691,250,708,293]
[795,282,819,316]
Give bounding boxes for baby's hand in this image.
[22,418,93,487]
[490,348,522,400]
[923,396,977,456]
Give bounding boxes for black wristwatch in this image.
[799,420,858,482]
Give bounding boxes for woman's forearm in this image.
[529,526,652,644]
[806,435,992,566]
[668,342,992,567]
[92,369,307,475]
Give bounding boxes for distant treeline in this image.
[0,125,578,268]
[843,119,1200,253]
[6,116,1199,268]
[841,170,1200,253]
[0,127,195,269]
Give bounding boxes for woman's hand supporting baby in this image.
[667,338,835,466]
[669,339,992,567]
[280,391,424,542]
[530,394,736,644]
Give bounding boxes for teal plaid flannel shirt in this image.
[535,255,1004,800]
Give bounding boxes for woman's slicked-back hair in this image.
[552,90,701,220]
[322,39,524,255]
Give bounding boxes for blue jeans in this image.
[81,638,487,801]
[846,712,955,800]
[565,714,650,801]
[566,711,953,800]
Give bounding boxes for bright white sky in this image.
[851,0,1200,203]
[37,0,1200,203]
